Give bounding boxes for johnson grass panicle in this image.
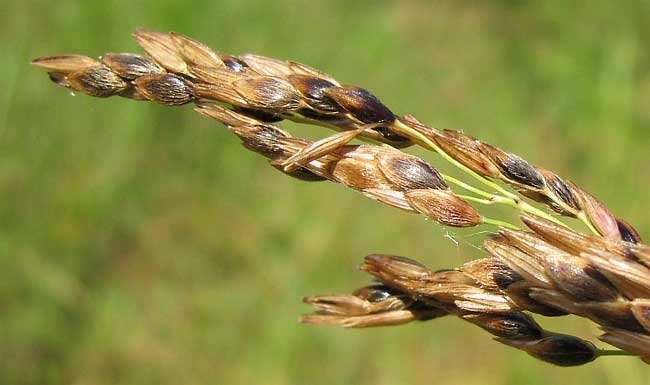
[32,29,649,366]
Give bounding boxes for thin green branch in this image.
[393,120,573,230]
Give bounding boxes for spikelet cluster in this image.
[32,29,649,366]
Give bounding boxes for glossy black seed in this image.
[467,312,543,340]
[325,86,395,124]
[499,154,545,189]
[492,266,524,289]
[223,57,248,72]
[617,220,642,243]
[531,336,597,367]
[288,75,338,112]
[47,72,67,85]
[280,167,327,182]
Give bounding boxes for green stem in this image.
[578,212,601,236]
[393,120,573,229]
[442,174,494,200]
[482,217,520,230]
[597,349,635,357]
[444,175,570,229]
[455,194,494,206]
[393,120,519,200]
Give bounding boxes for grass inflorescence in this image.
[32,29,650,367]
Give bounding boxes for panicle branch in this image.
[32,29,649,367]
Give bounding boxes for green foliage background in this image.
[2,1,650,384]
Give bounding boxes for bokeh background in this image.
[2,1,650,384]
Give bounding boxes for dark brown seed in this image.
[47,72,68,86]
[324,86,395,124]
[101,53,164,79]
[496,334,598,367]
[220,54,249,72]
[67,66,128,97]
[353,285,403,303]
[492,267,524,290]
[461,258,521,291]
[617,219,642,244]
[480,144,544,189]
[274,165,327,182]
[377,152,447,191]
[134,73,194,105]
[288,75,338,112]
[463,312,543,341]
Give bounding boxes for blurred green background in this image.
[2,1,650,384]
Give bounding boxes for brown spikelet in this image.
[361,189,416,212]
[631,300,650,333]
[34,29,650,367]
[462,312,543,341]
[234,76,302,110]
[100,53,164,79]
[376,152,447,191]
[239,54,293,77]
[324,86,395,124]
[169,32,223,68]
[330,157,393,191]
[405,189,482,227]
[134,73,194,105]
[496,334,598,367]
[132,29,189,74]
[67,66,128,97]
[281,129,365,171]
[575,187,621,240]
[31,55,101,73]
[432,130,501,177]
[288,75,338,112]
[479,143,545,190]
